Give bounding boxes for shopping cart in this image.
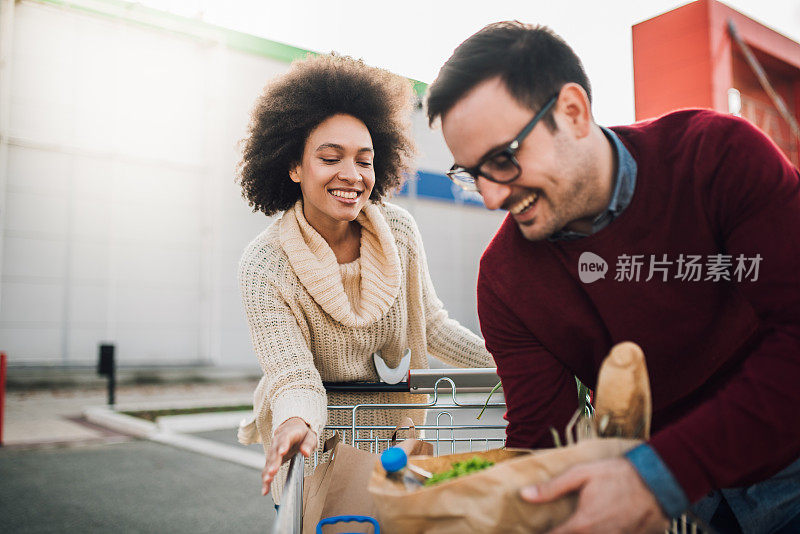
[271,368,704,534]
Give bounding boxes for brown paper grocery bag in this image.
[368,438,640,534]
[302,420,433,534]
[367,342,652,533]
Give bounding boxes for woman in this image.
[236,54,493,504]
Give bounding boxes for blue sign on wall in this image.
[397,170,485,207]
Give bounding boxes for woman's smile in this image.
[328,187,362,203]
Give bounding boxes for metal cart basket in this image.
[271,368,704,534]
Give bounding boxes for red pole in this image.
[0,352,6,446]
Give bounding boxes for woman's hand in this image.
[262,417,318,496]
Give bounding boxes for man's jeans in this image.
[690,456,800,533]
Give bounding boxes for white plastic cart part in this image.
[373,348,411,385]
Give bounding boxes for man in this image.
[426,21,800,533]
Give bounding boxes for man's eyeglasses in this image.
[446,94,558,192]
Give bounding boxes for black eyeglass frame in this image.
[446,93,559,190]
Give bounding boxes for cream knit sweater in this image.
[237,199,493,502]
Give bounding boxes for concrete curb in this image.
[84,406,158,438]
[150,431,264,470]
[83,406,262,471]
[156,411,250,433]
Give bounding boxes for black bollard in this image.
[98,344,116,405]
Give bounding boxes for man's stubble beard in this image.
[520,139,599,242]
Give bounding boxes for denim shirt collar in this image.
[548,126,637,242]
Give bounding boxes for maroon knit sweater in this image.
[477,109,800,502]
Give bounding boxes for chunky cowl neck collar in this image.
[279,200,401,327]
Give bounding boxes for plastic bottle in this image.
[380,447,428,491]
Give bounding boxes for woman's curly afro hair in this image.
[237,54,417,216]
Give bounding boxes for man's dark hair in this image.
[238,54,416,216]
[426,21,591,129]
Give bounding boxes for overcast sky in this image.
[141,0,800,125]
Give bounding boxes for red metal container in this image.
[0,352,6,446]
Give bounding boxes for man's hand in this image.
[520,457,669,533]
[261,417,317,496]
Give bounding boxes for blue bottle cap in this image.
[381,447,408,473]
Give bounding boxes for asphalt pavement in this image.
[0,439,275,533]
[0,381,276,533]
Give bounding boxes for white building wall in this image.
[0,0,505,368]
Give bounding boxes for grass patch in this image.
[122,405,252,422]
